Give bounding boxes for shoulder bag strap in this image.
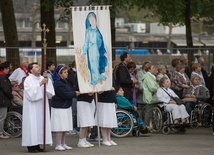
[161,87,173,98]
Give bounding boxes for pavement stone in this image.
[0,127,214,155]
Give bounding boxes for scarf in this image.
[19,66,29,76]
[0,71,6,76]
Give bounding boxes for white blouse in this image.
[156,87,179,107]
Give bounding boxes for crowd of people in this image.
[0,52,213,153]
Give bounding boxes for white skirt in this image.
[95,102,118,128]
[51,107,73,132]
[77,100,96,127]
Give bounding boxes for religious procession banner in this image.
[72,6,112,93]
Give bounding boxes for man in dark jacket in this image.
[115,52,138,102]
[0,62,13,139]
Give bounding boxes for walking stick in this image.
[41,23,49,152]
[95,93,101,147]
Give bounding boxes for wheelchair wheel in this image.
[3,111,22,138]
[111,110,134,138]
[200,103,212,128]
[150,107,163,133]
[132,130,136,136]
[178,127,186,134]
[190,121,199,129]
[162,126,170,135]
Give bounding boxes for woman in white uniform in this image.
[51,65,80,151]
[96,84,118,146]
[76,77,96,148]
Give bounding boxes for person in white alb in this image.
[21,62,55,153]
[9,57,29,85]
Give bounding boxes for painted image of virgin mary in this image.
[82,12,108,86]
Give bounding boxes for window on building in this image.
[24,20,32,28]
[16,20,23,28]
[56,21,64,29]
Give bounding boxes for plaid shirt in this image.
[170,71,191,90]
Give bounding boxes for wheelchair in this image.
[189,101,212,129]
[149,105,187,135]
[3,106,22,138]
[111,109,148,138]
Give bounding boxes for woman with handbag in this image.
[157,77,189,124]
[183,75,207,115]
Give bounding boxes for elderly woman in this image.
[191,63,205,86]
[11,81,23,107]
[157,77,189,124]
[170,64,191,98]
[156,64,169,83]
[183,75,207,115]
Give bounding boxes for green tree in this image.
[0,0,20,68]
[135,0,214,63]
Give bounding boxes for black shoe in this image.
[27,146,38,153]
[35,145,44,152]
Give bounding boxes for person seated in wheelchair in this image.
[116,87,150,134]
[10,81,23,114]
[157,77,189,125]
[183,75,208,116]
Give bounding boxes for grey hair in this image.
[159,76,169,87]
[20,57,29,64]
[157,64,166,72]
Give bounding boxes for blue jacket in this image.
[98,90,116,103]
[98,81,116,103]
[51,78,76,108]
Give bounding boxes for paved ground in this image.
[0,127,214,155]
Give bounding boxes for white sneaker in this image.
[102,141,112,146]
[109,140,117,146]
[77,141,90,148]
[62,144,73,150]
[55,145,66,151]
[84,140,94,147]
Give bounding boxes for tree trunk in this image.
[32,3,40,48]
[198,20,203,42]
[167,24,173,51]
[40,0,56,68]
[111,15,116,60]
[184,0,193,65]
[0,0,20,68]
[67,17,72,46]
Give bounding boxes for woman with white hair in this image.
[157,77,189,124]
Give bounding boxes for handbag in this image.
[161,88,184,105]
[171,97,185,105]
[182,97,197,102]
[182,85,199,103]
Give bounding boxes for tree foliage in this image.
[0,0,20,68]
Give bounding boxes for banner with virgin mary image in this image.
[72,6,112,93]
